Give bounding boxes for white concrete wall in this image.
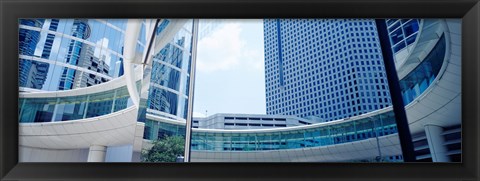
[19,146,89,162]
[105,145,134,162]
[20,145,135,162]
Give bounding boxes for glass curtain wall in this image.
[131,19,198,162]
[19,19,136,91]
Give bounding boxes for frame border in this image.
[1,0,478,180]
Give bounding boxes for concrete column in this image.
[131,122,145,162]
[87,145,107,162]
[424,124,450,162]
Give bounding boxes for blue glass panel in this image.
[20,19,45,28]
[392,41,406,53]
[147,87,178,116]
[405,33,417,45]
[107,19,127,31]
[42,64,64,91]
[62,19,74,36]
[53,96,88,121]
[180,74,190,96]
[387,21,401,32]
[189,110,398,151]
[399,35,446,105]
[19,97,57,123]
[402,20,419,37]
[150,61,181,91]
[153,44,184,69]
[178,97,188,119]
[19,28,41,56]
[85,19,107,44]
[84,90,114,118]
[390,28,404,45]
[113,87,131,112]
[18,59,51,90]
[156,19,170,35]
[385,19,398,27]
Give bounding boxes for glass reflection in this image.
[399,34,445,105]
[150,61,181,91]
[136,19,196,162]
[144,119,186,140]
[18,85,133,123]
[20,19,45,28]
[19,19,133,91]
[387,19,420,53]
[147,87,178,116]
[190,111,397,151]
[154,44,185,69]
[19,97,57,123]
[53,96,88,121]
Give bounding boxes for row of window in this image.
[386,19,420,53]
[224,117,287,121]
[268,103,391,122]
[224,123,287,127]
[264,19,392,122]
[192,110,398,151]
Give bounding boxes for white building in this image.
[192,113,322,129]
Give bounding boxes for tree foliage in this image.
[141,135,185,162]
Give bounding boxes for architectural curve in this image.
[123,19,144,108]
[18,19,461,162]
[186,19,460,162]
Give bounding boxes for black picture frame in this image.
[1,0,479,180]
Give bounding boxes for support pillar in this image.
[375,19,416,161]
[87,145,107,162]
[424,124,450,162]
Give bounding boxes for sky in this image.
[192,19,265,118]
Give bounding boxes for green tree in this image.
[141,135,185,162]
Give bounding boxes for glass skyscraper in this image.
[264,19,392,122]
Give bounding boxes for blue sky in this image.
[193,19,265,118]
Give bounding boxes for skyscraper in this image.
[264,19,392,122]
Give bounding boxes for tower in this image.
[264,19,392,121]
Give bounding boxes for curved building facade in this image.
[18,19,198,162]
[187,19,461,162]
[18,18,461,163]
[18,19,146,91]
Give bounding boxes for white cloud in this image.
[196,23,244,73]
[243,49,265,71]
[196,22,265,74]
